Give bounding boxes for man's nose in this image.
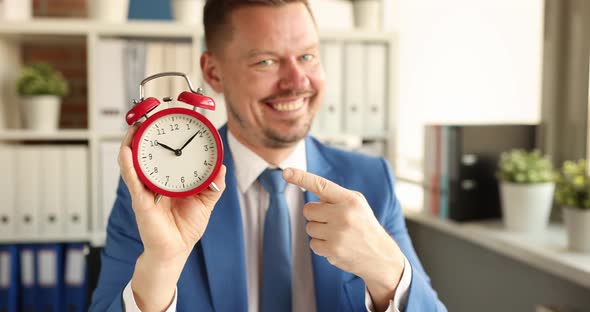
[278,59,310,91]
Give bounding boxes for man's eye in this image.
[300,54,314,62]
[258,59,275,66]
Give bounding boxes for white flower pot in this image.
[353,0,380,31]
[1,0,32,20]
[88,0,129,23]
[171,0,204,25]
[500,182,555,233]
[21,95,61,131]
[563,206,590,253]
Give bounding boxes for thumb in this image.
[195,165,227,211]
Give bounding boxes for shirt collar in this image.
[227,130,307,194]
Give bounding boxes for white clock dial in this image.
[137,113,218,192]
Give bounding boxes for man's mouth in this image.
[267,98,306,112]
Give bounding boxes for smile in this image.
[267,98,306,112]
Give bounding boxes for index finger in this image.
[283,168,349,203]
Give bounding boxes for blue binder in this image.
[64,243,88,312]
[19,244,37,312]
[36,244,64,312]
[0,245,18,312]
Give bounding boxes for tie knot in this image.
[259,168,287,194]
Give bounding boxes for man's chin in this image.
[263,125,310,148]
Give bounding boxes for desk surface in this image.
[404,211,590,289]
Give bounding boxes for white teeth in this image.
[271,100,304,112]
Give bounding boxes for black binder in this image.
[445,125,537,221]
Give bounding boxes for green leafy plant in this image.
[555,160,590,210]
[16,63,69,97]
[496,149,556,184]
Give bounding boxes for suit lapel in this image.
[304,137,349,311]
[200,126,248,312]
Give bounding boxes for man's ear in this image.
[201,51,224,93]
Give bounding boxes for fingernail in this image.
[283,168,293,179]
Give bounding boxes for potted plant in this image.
[16,63,69,131]
[555,160,590,252]
[497,149,556,233]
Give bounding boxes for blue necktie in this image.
[259,168,292,312]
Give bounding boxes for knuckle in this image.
[315,177,329,193]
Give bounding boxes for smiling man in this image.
[89,1,446,311]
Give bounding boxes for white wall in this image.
[394,0,545,181]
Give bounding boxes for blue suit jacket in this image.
[90,126,446,311]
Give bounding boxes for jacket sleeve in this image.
[379,159,448,312]
[89,178,144,312]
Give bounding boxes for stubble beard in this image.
[226,98,314,149]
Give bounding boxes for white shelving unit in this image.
[0,18,398,247]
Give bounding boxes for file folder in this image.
[0,146,16,237]
[64,243,88,312]
[40,147,64,236]
[37,244,64,312]
[19,244,37,312]
[0,245,18,312]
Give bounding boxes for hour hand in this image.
[156,141,177,153]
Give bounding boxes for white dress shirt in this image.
[123,131,411,311]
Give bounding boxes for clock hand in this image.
[179,130,201,152]
[157,141,180,155]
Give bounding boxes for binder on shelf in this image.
[16,147,41,236]
[169,42,196,103]
[36,244,64,312]
[95,38,127,133]
[19,244,37,312]
[64,146,89,235]
[100,142,122,230]
[364,44,387,135]
[0,245,18,312]
[424,124,537,221]
[40,146,64,236]
[320,41,344,133]
[144,42,168,107]
[64,243,88,312]
[344,43,365,134]
[124,40,147,113]
[439,126,450,219]
[0,145,16,237]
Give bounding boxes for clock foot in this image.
[155,193,163,204]
[209,182,220,192]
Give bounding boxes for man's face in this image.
[211,3,325,149]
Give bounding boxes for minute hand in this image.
[179,130,201,151]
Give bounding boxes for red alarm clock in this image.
[126,72,223,201]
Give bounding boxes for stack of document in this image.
[0,145,89,239]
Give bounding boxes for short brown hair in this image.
[203,0,314,53]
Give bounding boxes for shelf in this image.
[94,20,198,38]
[0,18,394,41]
[0,18,198,38]
[0,129,89,141]
[0,18,89,36]
[95,132,125,141]
[405,211,590,289]
[0,233,90,244]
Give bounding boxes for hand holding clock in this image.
[118,124,226,311]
